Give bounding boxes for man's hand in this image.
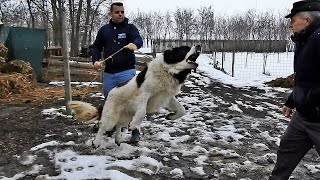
[125,43,137,51]
[93,61,103,71]
[282,105,294,118]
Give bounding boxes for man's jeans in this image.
[269,112,320,180]
[103,69,136,97]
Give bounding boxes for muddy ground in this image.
[0,73,319,180]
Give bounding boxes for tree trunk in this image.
[81,0,91,48]
[68,0,76,56]
[51,0,63,46]
[26,0,35,28]
[74,0,83,56]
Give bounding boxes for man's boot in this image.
[130,129,140,144]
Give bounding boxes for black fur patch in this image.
[173,69,192,84]
[163,46,191,64]
[136,66,148,88]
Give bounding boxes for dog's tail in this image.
[67,101,103,123]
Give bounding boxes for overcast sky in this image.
[122,0,296,15]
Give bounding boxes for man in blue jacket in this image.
[270,1,320,179]
[91,2,143,144]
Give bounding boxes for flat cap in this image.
[286,0,320,18]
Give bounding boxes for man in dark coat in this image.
[91,2,143,144]
[269,1,320,179]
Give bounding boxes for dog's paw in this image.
[115,140,121,146]
[91,139,100,149]
[128,122,137,131]
[166,112,179,120]
[115,138,122,146]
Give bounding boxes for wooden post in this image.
[221,51,225,72]
[245,52,249,67]
[61,7,72,114]
[232,51,235,77]
[213,51,216,68]
[262,53,267,75]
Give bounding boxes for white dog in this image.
[68,45,201,147]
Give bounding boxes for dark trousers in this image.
[269,112,320,180]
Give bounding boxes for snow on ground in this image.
[2,53,320,180]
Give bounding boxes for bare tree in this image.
[0,0,29,27]
[68,0,84,56]
[244,9,256,39]
[26,0,35,28]
[131,11,147,43]
[197,6,214,41]
[173,8,196,40]
[144,12,152,47]
[87,0,111,46]
[163,11,173,40]
[150,12,164,41]
[80,0,91,48]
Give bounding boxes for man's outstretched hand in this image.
[93,61,103,71]
[125,43,137,51]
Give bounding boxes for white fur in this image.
[68,46,200,147]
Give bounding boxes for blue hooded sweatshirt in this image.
[91,18,143,73]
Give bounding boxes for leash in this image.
[136,50,154,59]
[79,47,152,101]
[100,46,126,63]
[80,47,125,101]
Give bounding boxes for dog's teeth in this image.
[187,60,196,64]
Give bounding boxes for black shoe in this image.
[130,129,140,144]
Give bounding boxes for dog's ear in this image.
[163,49,174,64]
[163,48,183,64]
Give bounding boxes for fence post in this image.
[61,6,72,114]
[262,53,267,75]
[214,51,216,68]
[221,51,225,72]
[232,51,235,77]
[221,41,225,72]
[245,52,249,67]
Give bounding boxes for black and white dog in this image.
[68,45,201,147]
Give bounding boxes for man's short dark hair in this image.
[110,2,123,12]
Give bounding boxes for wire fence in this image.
[208,51,294,78]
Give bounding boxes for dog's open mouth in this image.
[187,54,200,64]
[187,45,201,66]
